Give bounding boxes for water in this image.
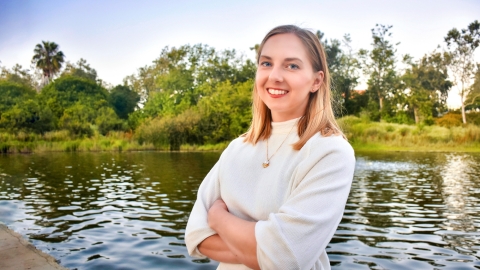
[0,151,479,269]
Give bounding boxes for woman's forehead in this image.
[260,33,310,60]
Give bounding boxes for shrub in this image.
[435,112,462,127]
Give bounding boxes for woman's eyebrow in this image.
[284,57,303,63]
[259,55,303,63]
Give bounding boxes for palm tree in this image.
[32,41,65,85]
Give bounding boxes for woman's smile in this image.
[267,88,289,96]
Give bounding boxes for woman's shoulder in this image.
[218,136,250,156]
[304,133,354,158]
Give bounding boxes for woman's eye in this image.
[288,64,299,70]
[260,61,271,67]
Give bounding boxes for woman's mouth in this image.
[267,88,288,95]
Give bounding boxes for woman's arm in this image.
[198,234,240,263]
[208,200,260,270]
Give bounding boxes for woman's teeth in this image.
[268,89,287,95]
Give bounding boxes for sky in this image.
[1,0,479,108]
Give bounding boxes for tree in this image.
[40,76,109,120]
[95,107,127,135]
[402,52,452,124]
[59,103,93,136]
[124,44,256,111]
[0,64,38,89]
[359,24,399,119]
[32,41,65,85]
[466,64,480,110]
[0,99,54,133]
[61,58,98,82]
[109,85,140,119]
[444,20,480,123]
[0,81,36,114]
[322,34,361,116]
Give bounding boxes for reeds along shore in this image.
[0,116,479,153]
[338,116,480,152]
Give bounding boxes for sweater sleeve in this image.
[255,137,355,269]
[184,161,222,258]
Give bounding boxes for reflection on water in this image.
[0,152,219,270]
[0,151,479,269]
[330,152,480,269]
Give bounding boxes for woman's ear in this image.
[311,71,324,93]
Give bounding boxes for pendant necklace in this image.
[262,120,297,168]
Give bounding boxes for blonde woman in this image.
[185,25,355,270]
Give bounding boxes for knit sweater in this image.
[185,118,355,270]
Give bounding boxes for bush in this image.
[59,103,93,137]
[136,108,201,150]
[467,112,480,126]
[435,112,463,127]
[95,107,127,135]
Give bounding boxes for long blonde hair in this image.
[243,25,343,150]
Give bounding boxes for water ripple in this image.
[1,152,480,269]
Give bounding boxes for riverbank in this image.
[0,223,66,270]
[1,116,479,153]
[339,116,480,153]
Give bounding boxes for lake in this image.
[0,151,479,269]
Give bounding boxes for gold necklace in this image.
[262,121,297,168]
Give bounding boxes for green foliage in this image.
[61,58,98,82]
[3,27,480,152]
[197,80,253,143]
[0,99,54,133]
[136,108,201,150]
[444,20,480,123]
[467,112,480,125]
[339,115,480,151]
[0,81,36,113]
[59,103,93,136]
[1,64,39,89]
[40,75,109,120]
[124,44,256,107]
[359,24,400,118]
[401,51,452,124]
[466,66,480,110]
[109,85,140,119]
[320,34,361,116]
[95,107,127,135]
[345,90,369,115]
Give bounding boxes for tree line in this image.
[1,21,479,150]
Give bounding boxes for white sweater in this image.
[185,118,355,270]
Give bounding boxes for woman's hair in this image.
[243,24,344,150]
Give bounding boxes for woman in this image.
[185,25,355,270]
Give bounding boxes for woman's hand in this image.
[208,199,228,231]
[206,199,260,269]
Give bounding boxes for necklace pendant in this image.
[262,161,270,168]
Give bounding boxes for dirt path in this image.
[0,223,67,270]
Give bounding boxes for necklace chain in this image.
[262,121,297,168]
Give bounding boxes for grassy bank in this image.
[1,117,479,153]
[0,130,229,153]
[339,116,480,152]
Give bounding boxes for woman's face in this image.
[256,33,323,122]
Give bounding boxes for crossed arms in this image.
[199,199,260,269]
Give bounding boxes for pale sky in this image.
[1,0,479,108]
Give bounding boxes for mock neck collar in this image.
[271,117,301,134]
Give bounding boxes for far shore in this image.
[0,139,479,154]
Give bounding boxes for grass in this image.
[338,116,480,152]
[1,118,480,153]
[0,130,230,153]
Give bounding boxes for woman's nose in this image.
[268,66,283,83]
